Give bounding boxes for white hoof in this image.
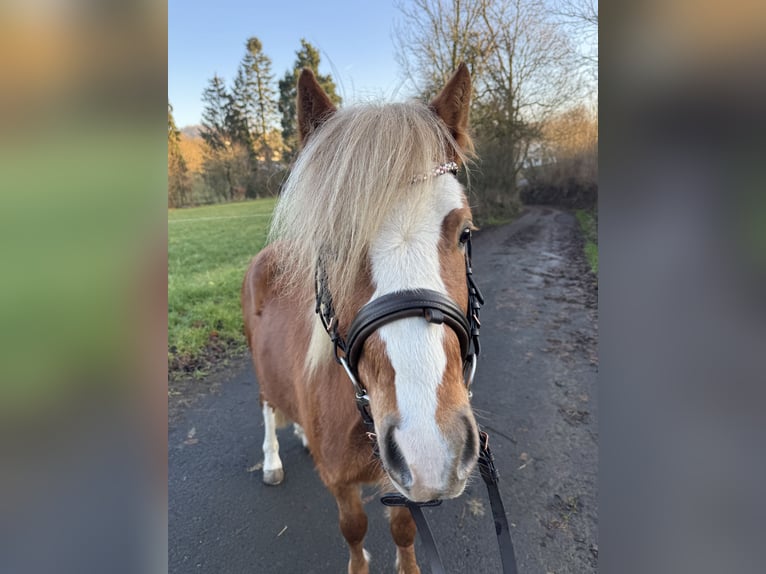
[263,467,284,485]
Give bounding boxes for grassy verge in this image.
[575,209,599,274]
[168,199,276,377]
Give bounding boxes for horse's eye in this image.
[459,227,471,245]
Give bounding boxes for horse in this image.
[242,63,479,574]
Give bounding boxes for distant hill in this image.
[180,125,202,138]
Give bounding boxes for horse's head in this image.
[278,65,480,502]
[357,168,481,503]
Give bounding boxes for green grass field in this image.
[168,199,276,376]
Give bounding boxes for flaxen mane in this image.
[268,101,470,308]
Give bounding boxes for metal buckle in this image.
[339,356,375,432]
[464,354,477,396]
[339,356,369,401]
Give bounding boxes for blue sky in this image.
[169,0,409,127]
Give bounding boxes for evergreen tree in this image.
[278,39,342,161]
[227,66,254,151]
[199,75,251,201]
[168,101,191,207]
[199,40,286,201]
[238,37,279,161]
[199,74,231,152]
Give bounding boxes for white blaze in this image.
[368,175,464,489]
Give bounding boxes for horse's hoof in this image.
[263,468,284,485]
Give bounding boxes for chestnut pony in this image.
[242,64,479,574]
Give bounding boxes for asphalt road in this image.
[169,205,598,573]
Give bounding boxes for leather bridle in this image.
[312,167,518,574]
[315,231,483,433]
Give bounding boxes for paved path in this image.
[169,206,598,573]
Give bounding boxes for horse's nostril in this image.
[384,426,412,487]
[461,416,479,471]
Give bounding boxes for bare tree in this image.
[394,0,496,100]
[477,0,582,133]
[554,0,598,27]
[551,0,598,81]
[394,0,582,211]
[537,103,598,185]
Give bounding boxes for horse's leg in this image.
[389,506,420,574]
[293,423,309,449]
[332,485,370,574]
[261,402,284,485]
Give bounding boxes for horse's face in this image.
[356,174,480,502]
[295,64,479,502]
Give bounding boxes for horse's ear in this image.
[297,68,337,146]
[429,62,473,157]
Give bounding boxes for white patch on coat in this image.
[262,402,283,473]
[306,312,334,375]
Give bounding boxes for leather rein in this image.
[313,167,518,574]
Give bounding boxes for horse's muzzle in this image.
[378,410,479,502]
